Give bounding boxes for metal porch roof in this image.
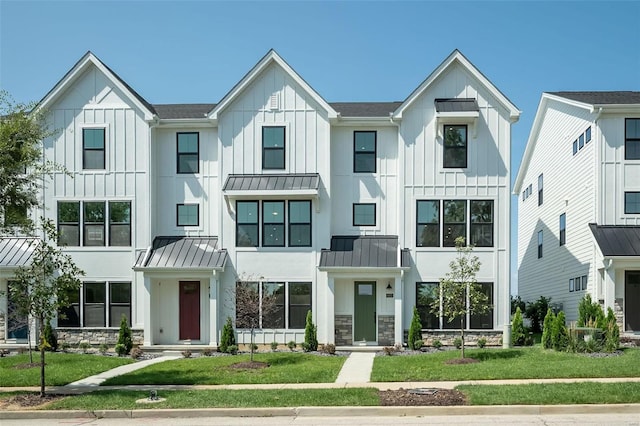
[319,236,403,268]
[435,98,479,112]
[134,236,227,270]
[0,238,38,268]
[223,174,320,192]
[589,224,640,257]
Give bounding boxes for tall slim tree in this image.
[431,236,490,358]
[9,220,84,396]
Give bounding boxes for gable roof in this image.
[36,51,156,120]
[514,91,640,193]
[590,224,640,257]
[393,49,520,121]
[209,49,337,120]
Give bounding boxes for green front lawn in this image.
[101,353,346,385]
[0,353,133,386]
[372,347,640,382]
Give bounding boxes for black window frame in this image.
[559,213,566,246]
[353,131,377,173]
[625,192,640,214]
[236,201,259,247]
[83,201,106,247]
[470,200,493,247]
[262,201,285,247]
[176,132,200,174]
[288,282,311,329]
[416,282,440,329]
[585,126,592,143]
[58,287,80,327]
[261,282,285,328]
[262,126,286,170]
[625,118,640,160]
[82,128,106,170]
[57,201,80,247]
[109,282,131,327]
[538,174,543,206]
[470,282,494,329]
[83,282,106,327]
[443,125,468,168]
[353,203,376,226]
[416,200,440,247]
[176,203,199,227]
[288,200,312,247]
[538,230,543,258]
[109,201,131,246]
[443,200,467,247]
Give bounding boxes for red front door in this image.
[179,281,200,340]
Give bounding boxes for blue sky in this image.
[1,1,639,293]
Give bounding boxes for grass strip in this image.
[372,347,640,382]
[0,353,133,386]
[102,353,346,385]
[459,382,640,405]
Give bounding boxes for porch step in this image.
[336,346,384,353]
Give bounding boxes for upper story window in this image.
[625,118,640,160]
[470,200,493,247]
[263,201,285,247]
[538,174,543,206]
[237,201,259,247]
[236,200,311,248]
[353,131,376,173]
[625,192,640,214]
[573,126,593,156]
[353,203,376,226]
[82,128,105,170]
[585,126,592,143]
[176,203,199,226]
[443,200,466,246]
[559,213,566,246]
[262,126,286,169]
[538,230,543,258]
[58,201,131,247]
[443,125,467,168]
[177,132,199,174]
[289,201,312,247]
[417,200,439,247]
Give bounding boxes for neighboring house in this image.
[0,49,519,348]
[514,92,640,331]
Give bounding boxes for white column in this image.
[209,273,218,346]
[143,275,153,346]
[394,276,403,346]
[326,276,335,344]
[604,261,616,311]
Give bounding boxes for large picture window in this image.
[235,281,310,329]
[177,132,199,174]
[417,200,439,247]
[416,282,493,330]
[353,131,376,173]
[262,126,286,169]
[443,125,467,168]
[263,201,285,247]
[237,200,313,248]
[83,128,105,170]
[443,200,466,246]
[470,200,493,247]
[625,118,640,160]
[58,201,131,247]
[58,282,131,328]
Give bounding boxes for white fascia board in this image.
[224,190,318,200]
[209,50,337,120]
[594,105,640,114]
[332,116,399,127]
[156,118,217,128]
[132,267,224,274]
[317,266,409,274]
[394,50,520,121]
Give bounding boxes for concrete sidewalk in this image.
[335,352,375,383]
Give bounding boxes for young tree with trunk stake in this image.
[431,236,489,358]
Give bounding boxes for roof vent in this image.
[269,94,280,111]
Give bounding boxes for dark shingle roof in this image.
[153,104,217,119]
[320,236,401,268]
[548,91,640,105]
[590,224,640,257]
[223,174,320,192]
[0,238,38,268]
[329,102,403,117]
[435,98,479,112]
[134,236,227,269]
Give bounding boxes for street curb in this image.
[2,404,640,419]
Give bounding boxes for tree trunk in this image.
[27,325,33,364]
[460,324,465,359]
[250,326,254,362]
[39,316,46,397]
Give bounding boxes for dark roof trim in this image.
[548,91,640,105]
[590,223,640,257]
[435,98,479,113]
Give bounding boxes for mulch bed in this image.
[0,394,66,410]
[379,388,467,406]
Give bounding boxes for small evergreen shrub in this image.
[116,315,133,355]
[551,311,569,351]
[219,317,236,353]
[323,343,336,355]
[511,306,526,346]
[182,350,192,358]
[408,306,423,350]
[99,343,109,354]
[61,341,71,352]
[604,307,620,352]
[248,343,258,352]
[78,342,91,353]
[477,337,487,349]
[541,308,555,349]
[432,339,442,349]
[115,343,127,356]
[453,337,462,349]
[271,341,278,351]
[301,342,311,352]
[304,311,318,351]
[287,340,297,351]
[43,320,58,352]
[413,339,423,350]
[227,345,238,355]
[130,347,143,359]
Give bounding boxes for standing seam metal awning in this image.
[223,173,320,192]
[589,224,640,257]
[134,236,227,270]
[319,236,409,269]
[0,238,39,268]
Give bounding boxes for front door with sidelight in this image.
[354,281,376,343]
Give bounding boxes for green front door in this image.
[354,282,376,342]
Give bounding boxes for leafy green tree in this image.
[234,277,277,361]
[541,308,555,349]
[511,295,525,315]
[525,296,551,333]
[551,311,569,351]
[511,306,526,346]
[408,306,423,350]
[430,236,489,358]
[219,316,236,353]
[116,314,133,355]
[304,310,318,352]
[8,220,84,396]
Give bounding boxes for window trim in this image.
[176,203,199,227]
[82,127,106,170]
[443,124,468,169]
[625,118,640,160]
[353,203,376,227]
[353,131,377,173]
[262,126,286,170]
[176,132,200,174]
[83,202,106,247]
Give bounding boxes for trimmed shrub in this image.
[541,308,555,349]
[432,339,442,349]
[304,310,318,352]
[43,320,58,352]
[115,343,127,357]
[551,311,569,351]
[219,317,236,353]
[60,341,71,352]
[116,315,133,355]
[604,307,620,352]
[477,337,487,349]
[227,345,238,355]
[511,306,526,346]
[301,342,311,352]
[78,342,91,353]
[453,337,462,349]
[413,339,423,350]
[270,341,278,351]
[287,340,297,351]
[408,306,423,350]
[99,343,109,354]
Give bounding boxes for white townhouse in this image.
[515,92,640,332]
[0,49,519,348]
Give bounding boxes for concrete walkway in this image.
[335,352,375,383]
